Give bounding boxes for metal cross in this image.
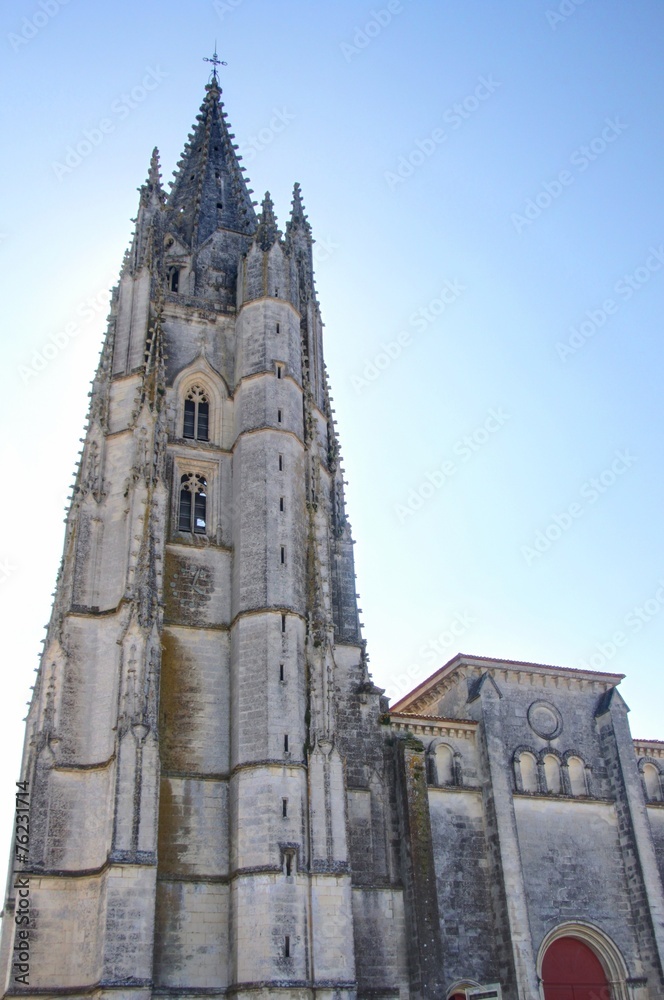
[203,44,227,82]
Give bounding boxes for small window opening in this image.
[277,409,283,424]
[276,322,280,334]
[278,454,283,471]
[168,267,180,293]
[280,545,286,564]
[216,202,223,209]
[284,935,290,958]
[281,614,286,633]
[282,798,288,818]
[279,663,285,681]
[279,497,284,512]
[183,385,209,441]
[284,734,289,753]
[285,854,292,876]
[276,365,282,379]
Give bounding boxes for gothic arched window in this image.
[178,473,207,534]
[183,386,209,441]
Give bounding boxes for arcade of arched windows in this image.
[513,746,592,798]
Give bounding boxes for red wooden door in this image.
[542,937,612,1000]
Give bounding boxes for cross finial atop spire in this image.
[203,42,227,83]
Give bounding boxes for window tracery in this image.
[178,473,207,534]
[183,385,209,441]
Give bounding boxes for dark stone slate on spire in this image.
[166,78,256,247]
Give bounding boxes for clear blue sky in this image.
[1,0,663,863]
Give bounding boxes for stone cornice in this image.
[634,739,664,759]
[389,712,477,742]
[392,652,623,717]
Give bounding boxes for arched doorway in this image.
[542,936,612,1000]
[446,982,482,1000]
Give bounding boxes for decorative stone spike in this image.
[254,191,281,251]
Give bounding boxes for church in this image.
[1,71,663,1000]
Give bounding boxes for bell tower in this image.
[0,72,409,999]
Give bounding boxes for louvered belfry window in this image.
[183,385,209,441]
[179,473,207,533]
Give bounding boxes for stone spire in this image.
[286,181,315,306]
[143,147,166,207]
[124,147,166,276]
[287,181,312,240]
[254,190,281,250]
[166,76,256,246]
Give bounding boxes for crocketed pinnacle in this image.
[123,148,166,276]
[286,182,313,242]
[166,77,256,246]
[254,191,281,251]
[141,147,166,207]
